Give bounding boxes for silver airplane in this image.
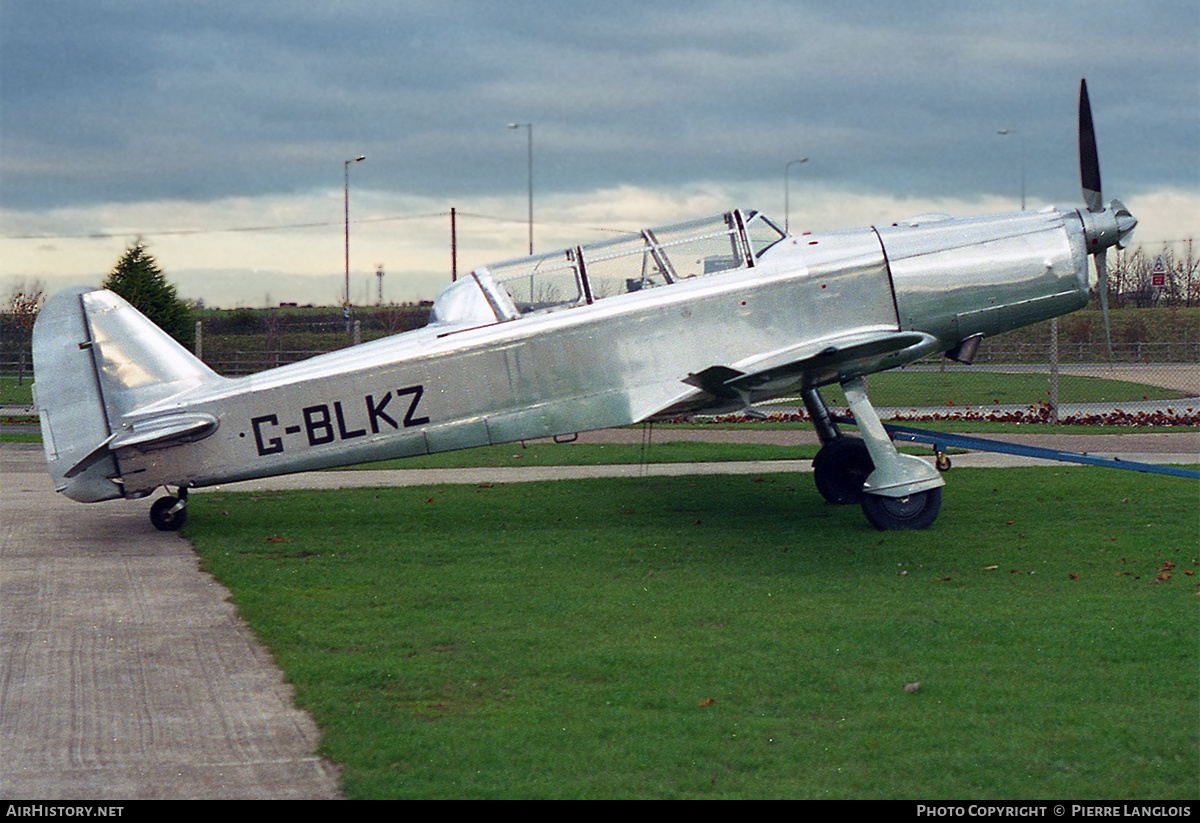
[32,81,1135,532]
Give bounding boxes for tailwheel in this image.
[861,487,942,531]
[812,436,874,504]
[149,490,188,531]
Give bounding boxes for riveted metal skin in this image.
[34,205,1095,507]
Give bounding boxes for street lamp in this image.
[344,155,365,310]
[996,129,1025,211]
[784,157,808,234]
[508,122,533,255]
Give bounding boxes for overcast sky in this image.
[3,1,1198,307]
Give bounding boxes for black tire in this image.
[150,496,187,531]
[812,437,874,504]
[861,487,943,531]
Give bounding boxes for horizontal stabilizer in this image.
[65,412,219,478]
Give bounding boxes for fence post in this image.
[1048,318,1059,423]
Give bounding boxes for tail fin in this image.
[32,288,223,502]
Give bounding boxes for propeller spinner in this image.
[1077,79,1137,359]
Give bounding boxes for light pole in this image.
[996,129,1024,211]
[784,157,808,234]
[508,122,533,254]
[344,155,365,311]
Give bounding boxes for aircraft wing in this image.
[650,329,940,419]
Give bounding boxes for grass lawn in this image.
[185,467,1199,800]
[351,440,816,469]
[0,376,35,406]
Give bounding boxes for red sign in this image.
[1151,255,1167,287]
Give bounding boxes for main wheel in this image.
[861,487,942,531]
[812,436,874,504]
[150,495,187,531]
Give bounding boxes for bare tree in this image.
[1110,244,1200,308]
[6,281,46,386]
[1181,240,1198,308]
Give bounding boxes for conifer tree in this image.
[104,242,194,348]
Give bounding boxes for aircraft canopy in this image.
[429,209,784,326]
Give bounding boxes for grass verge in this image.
[185,467,1199,799]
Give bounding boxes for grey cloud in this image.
[1,0,1195,214]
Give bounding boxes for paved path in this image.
[1,446,342,800]
[2,427,1195,800]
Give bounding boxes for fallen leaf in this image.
[904,682,922,693]
[698,698,715,707]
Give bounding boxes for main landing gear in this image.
[149,488,188,531]
[803,380,944,530]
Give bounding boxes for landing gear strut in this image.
[149,488,188,531]
[805,380,945,530]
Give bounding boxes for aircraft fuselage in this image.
[95,206,1087,499]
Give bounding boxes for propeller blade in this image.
[1079,79,1104,213]
[1094,250,1114,362]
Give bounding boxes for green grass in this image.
[344,440,814,469]
[339,440,972,470]
[185,468,1199,800]
[1,376,35,406]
